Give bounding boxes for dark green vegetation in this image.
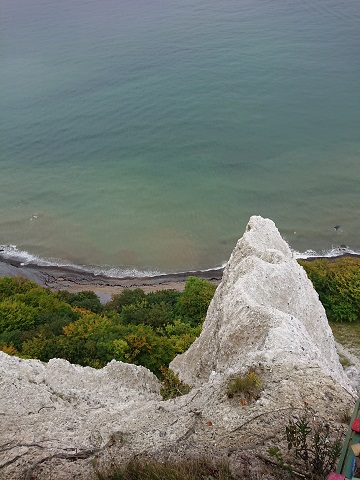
[0,257,359,378]
[269,414,342,480]
[0,276,215,377]
[300,257,360,358]
[159,366,191,400]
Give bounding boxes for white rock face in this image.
[171,216,349,390]
[1,354,161,414]
[0,216,355,480]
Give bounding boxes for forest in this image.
[0,257,359,377]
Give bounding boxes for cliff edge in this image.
[0,216,355,479]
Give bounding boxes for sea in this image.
[1,0,360,277]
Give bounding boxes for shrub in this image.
[159,366,191,400]
[268,414,342,480]
[226,369,262,403]
[299,257,360,322]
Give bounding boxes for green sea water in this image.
[1,0,360,275]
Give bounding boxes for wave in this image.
[0,245,163,278]
[0,245,56,267]
[0,244,358,280]
[292,246,360,260]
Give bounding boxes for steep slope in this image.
[0,216,355,480]
[171,216,348,390]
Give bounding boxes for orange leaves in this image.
[0,343,19,356]
[124,332,152,362]
[63,313,111,339]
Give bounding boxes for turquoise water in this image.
[1,0,360,275]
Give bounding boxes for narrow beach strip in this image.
[0,253,358,304]
[0,257,223,303]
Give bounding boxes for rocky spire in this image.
[171,216,350,391]
[0,216,355,480]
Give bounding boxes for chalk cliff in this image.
[0,216,355,480]
[171,216,349,390]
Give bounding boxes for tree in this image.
[58,290,103,314]
[0,276,38,300]
[0,299,36,332]
[105,289,146,313]
[178,276,216,325]
[0,343,20,356]
[123,324,175,374]
[165,319,201,353]
[61,312,113,366]
[22,333,62,361]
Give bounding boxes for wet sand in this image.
[0,253,358,304]
[0,256,223,303]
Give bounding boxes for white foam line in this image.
[90,266,163,278]
[0,245,163,278]
[1,244,358,280]
[292,246,359,260]
[0,245,56,267]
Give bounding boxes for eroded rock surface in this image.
[0,216,356,480]
[171,216,349,389]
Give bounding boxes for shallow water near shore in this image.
[1,0,360,276]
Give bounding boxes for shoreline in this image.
[0,252,359,303]
[0,256,224,303]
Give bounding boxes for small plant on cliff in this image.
[268,414,342,480]
[159,366,191,400]
[226,369,262,403]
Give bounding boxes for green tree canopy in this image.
[178,276,217,325]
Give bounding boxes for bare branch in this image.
[256,453,306,479]
[0,443,45,454]
[231,406,313,433]
[24,448,101,480]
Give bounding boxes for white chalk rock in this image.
[171,216,349,392]
[0,216,355,480]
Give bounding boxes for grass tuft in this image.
[96,456,234,480]
[226,369,262,403]
[330,321,360,359]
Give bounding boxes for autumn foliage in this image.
[0,276,212,375]
[0,257,358,374]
